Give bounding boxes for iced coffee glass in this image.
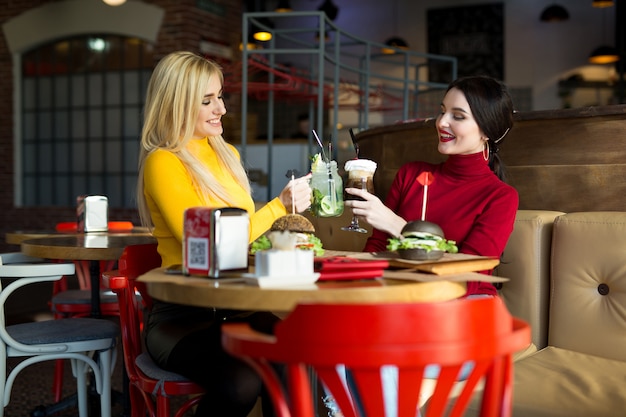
[341,159,377,233]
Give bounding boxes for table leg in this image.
[89,260,101,318]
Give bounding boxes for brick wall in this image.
[0,0,242,252]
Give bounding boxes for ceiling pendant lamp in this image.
[588,45,619,64]
[315,31,331,43]
[240,34,261,51]
[588,2,619,64]
[592,0,614,8]
[382,0,408,54]
[318,0,339,21]
[252,18,274,42]
[539,4,569,22]
[381,37,409,55]
[275,0,292,12]
[102,0,126,5]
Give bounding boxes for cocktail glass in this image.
[341,159,377,233]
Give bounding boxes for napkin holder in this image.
[183,207,250,278]
[77,195,108,233]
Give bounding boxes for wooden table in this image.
[21,234,156,317]
[137,251,505,312]
[20,235,156,261]
[5,227,151,245]
[138,269,468,312]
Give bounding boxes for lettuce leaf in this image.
[386,235,458,253]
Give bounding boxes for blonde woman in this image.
[137,51,311,417]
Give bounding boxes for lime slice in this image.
[320,196,335,214]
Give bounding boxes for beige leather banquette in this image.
[492,211,626,416]
[496,210,563,349]
[312,211,626,415]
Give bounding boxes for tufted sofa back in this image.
[548,211,626,361]
[496,210,563,349]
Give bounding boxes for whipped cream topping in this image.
[344,159,377,172]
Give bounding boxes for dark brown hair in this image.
[446,75,514,181]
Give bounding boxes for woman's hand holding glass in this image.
[344,188,407,238]
[342,177,373,233]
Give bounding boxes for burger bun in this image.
[401,220,444,238]
[398,247,444,261]
[270,214,315,234]
[398,220,445,261]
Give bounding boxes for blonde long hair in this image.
[137,51,251,228]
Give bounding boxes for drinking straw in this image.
[291,173,295,214]
[349,128,359,159]
[328,139,337,209]
[311,130,328,162]
[421,184,428,221]
[416,172,434,221]
[312,130,336,212]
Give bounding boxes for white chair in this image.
[0,253,118,417]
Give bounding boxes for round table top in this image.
[21,234,157,261]
[138,267,467,312]
[6,228,151,245]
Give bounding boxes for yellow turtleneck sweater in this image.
[143,138,287,267]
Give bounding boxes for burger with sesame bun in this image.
[250,214,324,256]
[386,220,458,260]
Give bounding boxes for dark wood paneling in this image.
[357,104,626,212]
[502,117,626,166]
[508,165,626,211]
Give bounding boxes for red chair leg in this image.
[129,385,147,417]
[156,394,172,417]
[173,396,203,417]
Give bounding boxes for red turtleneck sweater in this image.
[364,152,519,296]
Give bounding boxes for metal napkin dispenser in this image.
[183,207,250,278]
[77,195,108,233]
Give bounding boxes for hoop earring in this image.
[482,141,489,161]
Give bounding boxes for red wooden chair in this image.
[55,221,134,233]
[222,297,530,417]
[103,243,205,417]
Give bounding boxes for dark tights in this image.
[164,312,280,417]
